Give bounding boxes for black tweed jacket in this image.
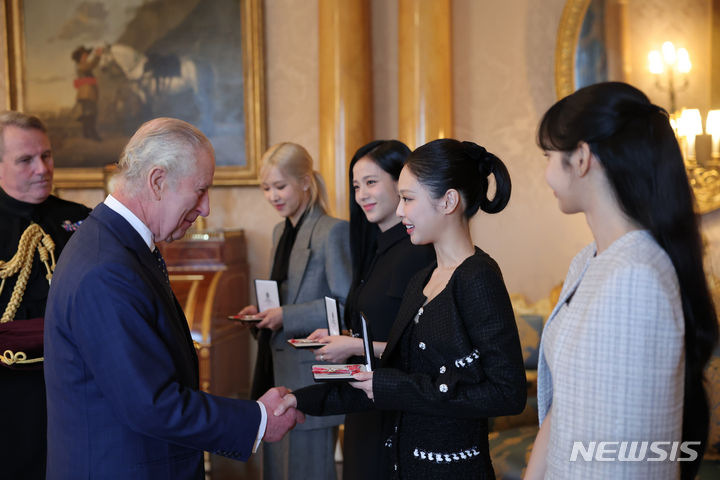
[295,247,527,479]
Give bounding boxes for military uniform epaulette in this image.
[0,222,56,323]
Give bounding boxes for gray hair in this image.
[116,117,214,193]
[0,111,47,160]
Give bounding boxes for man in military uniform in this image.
[0,111,90,479]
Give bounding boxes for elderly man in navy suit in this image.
[44,117,303,479]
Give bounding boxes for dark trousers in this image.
[0,367,46,480]
[343,410,388,480]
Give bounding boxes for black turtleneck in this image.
[344,221,435,342]
[0,187,91,320]
[269,209,308,286]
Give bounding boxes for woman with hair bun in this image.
[306,140,435,480]
[525,82,718,480]
[237,142,351,480]
[275,138,527,479]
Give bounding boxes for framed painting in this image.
[2,0,266,188]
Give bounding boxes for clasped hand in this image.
[258,387,305,442]
[271,371,375,420]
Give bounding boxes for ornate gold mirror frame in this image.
[554,0,590,100]
[555,0,720,214]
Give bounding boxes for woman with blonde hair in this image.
[238,142,351,479]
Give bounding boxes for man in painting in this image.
[71,45,104,141]
[0,110,91,479]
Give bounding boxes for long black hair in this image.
[538,81,718,479]
[345,140,411,330]
[405,138,511,217]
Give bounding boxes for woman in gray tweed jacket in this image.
[526,82,718,480]
[275,138,527,479]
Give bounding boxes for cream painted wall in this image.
[452,0,592,300]
[31,0,720,304]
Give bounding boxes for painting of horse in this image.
[13,0,260,183]
[100,44,216,136]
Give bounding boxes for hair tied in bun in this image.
[462,141,495,177]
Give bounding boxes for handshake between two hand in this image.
[257,386,304,442]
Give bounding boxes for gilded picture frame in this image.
[2,0,266,188]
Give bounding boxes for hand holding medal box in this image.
[287,296,341,348]
[227,314,262,323]
[227,279,280,323]
[311,312,374,382]
[287,338,326,348]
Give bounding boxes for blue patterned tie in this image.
[152,247,170,284]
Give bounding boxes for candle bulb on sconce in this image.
[676,48,691,75]
[648,50,664,74]
[677,108,703,166]
[707,110,720,163]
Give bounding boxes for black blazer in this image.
[296,247,527,479]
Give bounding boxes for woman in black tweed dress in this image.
[306,140,435,480]
[275,139,527,479]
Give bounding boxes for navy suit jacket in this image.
[44,203,261,480]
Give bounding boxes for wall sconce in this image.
[648,41,690,113]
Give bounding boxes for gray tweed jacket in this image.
[537,230,684,479]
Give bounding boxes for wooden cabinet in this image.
[159,229,251,399]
